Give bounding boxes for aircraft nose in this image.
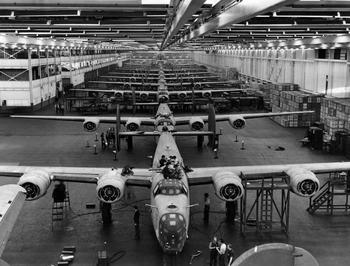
[159,213,187,253]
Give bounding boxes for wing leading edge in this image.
[188,162,350,185]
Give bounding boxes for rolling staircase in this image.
[307,172,350,214]
[307,181,332,214]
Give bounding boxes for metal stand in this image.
[240,173,290,236]
[307,171,350,214]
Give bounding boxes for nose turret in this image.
[159,213,187,253]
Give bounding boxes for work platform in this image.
[307,172,350,215]
[240,175,290,236]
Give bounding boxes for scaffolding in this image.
[307,171,350,215]
[240,173,290,236]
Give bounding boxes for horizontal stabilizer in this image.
[119,131,217,137]
[119,131,160,137]
[172,131,217,136]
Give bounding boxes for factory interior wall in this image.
[191,50,350,98]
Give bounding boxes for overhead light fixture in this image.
[142,0,170,5]
[276,14,333,18]
[146,14,167,17]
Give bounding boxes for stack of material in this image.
[321,97,350,138]
[270,85,322,127]
[254,83,275,109]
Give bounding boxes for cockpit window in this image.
[153,179,188,197]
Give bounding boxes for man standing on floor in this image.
[208,236,218,266]
[133,205,140,240]
[216,239,227,266]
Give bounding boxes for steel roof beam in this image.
[161,0,206,49]
[178,0,298,44]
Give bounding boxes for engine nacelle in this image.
[158,93,169,103]
[126,118,141,131]
[96,169,126,203]
[18,170,51,200]
[189,117,204,131]
[83,118,100,132]
[229,116,246,130]
[202,91,211,98]
[286,167,320,197]
[194,82,201,89]
[140,92,148,101]
[114,91,123,98]
[178,92,187,99]
[212,171,244,201]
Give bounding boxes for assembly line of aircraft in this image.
[72,87,246,102]
[1,61,350,265]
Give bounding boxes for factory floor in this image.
[0,107,348,266]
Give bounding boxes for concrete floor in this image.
[0,107,349,266]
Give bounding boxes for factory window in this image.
[0,48,28,59]
[334,49,341,60]
[31,50,39,59]
[318,49,327,59]
[39,49,47,58]
[47,49,54,58]
[0,69,29,81]
[333,49,347,60]
[32,67,40,80]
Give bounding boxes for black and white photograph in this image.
[0,0,350,265]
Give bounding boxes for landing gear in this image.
[197,135,204,148]
[127,136,133,150]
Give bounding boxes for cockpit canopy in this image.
[153,179,188,197]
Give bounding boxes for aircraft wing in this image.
[71,89,158,95]
[187,162,350,185]
[71,88,121,94]
[0,166,153,187]
[11,115,156,126]
[174,110,314,125]
[166,88,243,94]
[0,184,26,257]
[89,81,158,86]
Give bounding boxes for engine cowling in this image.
[194,82,201,89]
[178,92,187,99]
[202,91,211,98]
[126,118,141,131]
[286,167,320,197]
[17,170,51,200]
[83,118,100,132]
[212,171,244,201]
[114,91,123,98]
[228,116,246,130]
[189,117,204,131]
[140,92,148,101]
[158,92,169,103]
[96,169,126,203]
